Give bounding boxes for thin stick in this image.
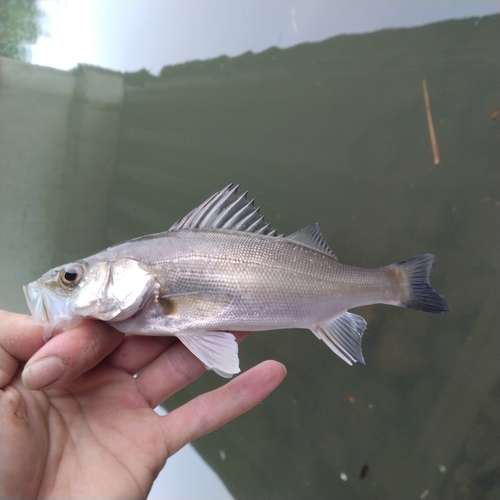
[422,79,440,165]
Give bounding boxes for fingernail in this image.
[280,363,287,376]
[22,356,65,390]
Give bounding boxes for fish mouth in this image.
[23,280,83,334]
[23,281,49,325]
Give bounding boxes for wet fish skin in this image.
[107,230,401,333]
[23,184,450,377]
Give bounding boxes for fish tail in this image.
[392,254,449,314]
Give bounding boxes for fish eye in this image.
[60,263,84,287]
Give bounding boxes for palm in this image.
[6,365,165,499]
[0,312,285,500]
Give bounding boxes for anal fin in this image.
[177,331,240,378]
[311,312,367,365]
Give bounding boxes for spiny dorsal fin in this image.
[286,223,337,259]
[168,184,279,236]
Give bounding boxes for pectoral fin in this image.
[177,331,240,378]
[159,293,232,319]
[311,312,367,365]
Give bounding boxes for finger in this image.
[0,347,18,388]
[106,335,178,375]
[135,332,251,408]
[109,332,250,377]
[0,311,45,387]
[161,360,286,456]
[0,311,44,361]
[21,320,124,391]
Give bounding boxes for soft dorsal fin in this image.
[286,223,337,259]
[168,184,279,236]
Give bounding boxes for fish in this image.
[23,184,450,377]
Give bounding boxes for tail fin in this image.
[394,254,449,314]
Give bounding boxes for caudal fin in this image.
[394,254,449,314]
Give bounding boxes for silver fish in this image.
[24,184,449,377]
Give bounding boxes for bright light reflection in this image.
[32,0,98,70]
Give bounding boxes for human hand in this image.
[0,310,286,499]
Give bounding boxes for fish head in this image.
[24,258,156,333]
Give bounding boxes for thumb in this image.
[22,320,124,390]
